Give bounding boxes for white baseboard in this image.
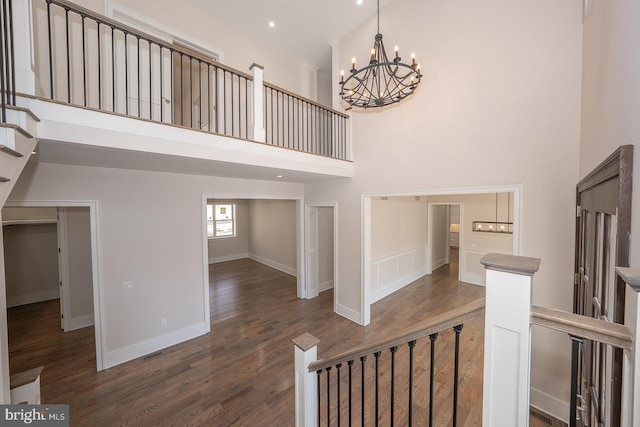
[335,302,361,324]
[459,271,485,286]
[318,279,334,293]
[7,289,60,308]
[249,253,296,276]
[432,257,446,271]
[370,270,426,304]
[104,322,209,369]
[65,314,94,331]
[530,387,570,424]
[208,252,249,264]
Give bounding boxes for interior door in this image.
[306,206,319,299]
[573,145,633,426]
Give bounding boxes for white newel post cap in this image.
[480,253,541,276]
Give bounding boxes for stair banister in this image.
[480,253,540,427]
[249,63,266,143]
[617,267,640,426]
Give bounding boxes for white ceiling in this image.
[192,0,394,71]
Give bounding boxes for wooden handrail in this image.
[46,0,254,81]
[263,81,350,119]
[308,297,485,373]
[530,305,633,350]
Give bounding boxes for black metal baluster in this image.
[189,56,193,128]
[198,60,202,129]
[159,46,163,122]
[453,324,463,427]
[317,370,322,427]
[408,341,416,427]
[390,346,397,427]
[325,367,332,425]
[214,66,218,132]
[124,31,129,115]
[374,351,380,427]
[110,26,115,111]
[207,64,211,131]
[429,333,438,427]
[81,14,87,106]
[348,360,353,427]
[336,363,342,427]
[7,0,14,106]
[179,52,183,125]
[270,87,274,143]
[97,21,102,109]
[137,36,141,117]
[0,0,6,121]
[360,355,367,427]
[148,40,152,119]
[230,71,234,135]
[244,77,248,139]
[236,73,240,136]
[569,335,584,427]
[223,70,227,134]
[64,6,70,102]
[47,1,54,99]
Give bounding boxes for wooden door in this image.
[574,145,633,426]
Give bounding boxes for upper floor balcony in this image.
[6,0,353,183]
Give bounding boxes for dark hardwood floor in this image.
[7,249,558,426]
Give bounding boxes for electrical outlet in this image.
[121,281,133,291]
[161,318,167,327]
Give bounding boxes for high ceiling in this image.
[192,0,395,71]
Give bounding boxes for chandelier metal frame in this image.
[339,0,422,109]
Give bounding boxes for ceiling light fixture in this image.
[339,0,421,109]
[268,21,275,28]
[356,0,363,5]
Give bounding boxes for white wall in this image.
[248,199,297,276]
[580,1,640,263]
[431,205,448,270]
[307,0,582,419]
[8,161,303,368]
[370,196,427,303]
[207,199,249,263]
[2,223,60,307]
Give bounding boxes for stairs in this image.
[0,104,39,207]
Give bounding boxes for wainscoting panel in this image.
[370,246,427,303]
[460,249,488,285]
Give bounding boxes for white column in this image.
[12,0,36,95]
[293,332,319,427]
[249,63,266,143]
[481,253,540,427]
[617,267,640,427]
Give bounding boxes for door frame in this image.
[362,185,522,326]
[427,202,463,277]
[304,203,338,303]
[4,200,104,371]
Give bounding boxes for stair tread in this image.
[0,122,33,139]
[6,105,40,122]
[0,144,24,158]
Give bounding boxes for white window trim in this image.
[207,203,236,240]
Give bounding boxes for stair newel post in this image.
[249,63,266,143]
[293,332,320,427]
[13,0,35,96]
[617,267,640,426]
[480,254,540,427]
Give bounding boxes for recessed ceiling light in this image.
[276,175,283,178]
[268,21,275,28]
[357,0,363,5]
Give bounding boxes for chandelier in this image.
[339,0,422,109]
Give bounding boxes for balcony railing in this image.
[30,0,350,160]
[0,0,16,122]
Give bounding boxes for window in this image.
[207,203,236,238]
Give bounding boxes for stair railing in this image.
[293,297,485,426]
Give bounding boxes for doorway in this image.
[3,201,103,371]
[305,204,337,302]
[428,203,462,280]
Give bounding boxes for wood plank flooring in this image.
[7,250,564,426]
